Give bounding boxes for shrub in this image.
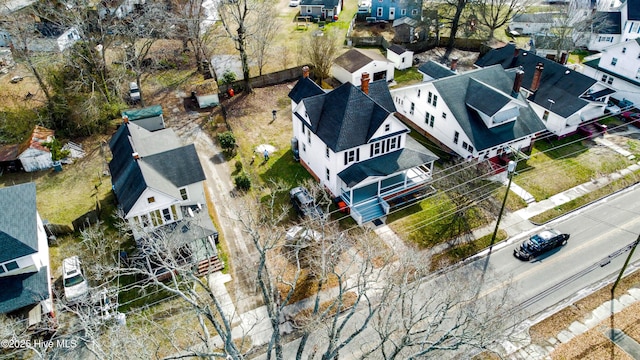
[220,70,237,85]
[234,160,243,172]
[217,131,236,153]
[234,173,251,191]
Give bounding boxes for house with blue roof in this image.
[391,65,546,161]
[288,71,439,225]
[0,182,54,327]
[108,112,222,275]
[475,44,613,137]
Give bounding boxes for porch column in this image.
[404,169,408,187]
[377,181,381,196]
[350,188,353,204]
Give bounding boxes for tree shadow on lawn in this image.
[259,149,312,189]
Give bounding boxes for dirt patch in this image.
[413,47,481,72]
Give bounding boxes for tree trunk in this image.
[445,0,467,60]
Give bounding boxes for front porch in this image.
[340,165,433,225]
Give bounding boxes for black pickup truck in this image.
[514,229,570,261]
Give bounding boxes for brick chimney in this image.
[450,57,458,71]
[512,69,524,98]
[302,66,310,78]
[122,115,129,124]
[530,62,544,92]
[361,72,370,95]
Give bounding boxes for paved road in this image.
[251,185,640,359]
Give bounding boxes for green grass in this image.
[515,135,632,201]
[430,230,508,271]
[387,192,490,248]
[392,67,423,86]
[529,169,640,224]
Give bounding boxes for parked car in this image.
[290,186,325,220]
[621,111,640,125]
[289,0,300,6]
[514,229,570,261]
[62,256,89,303]
[129,81,141,102]
[605,101,621,114]
[10,76,23,84]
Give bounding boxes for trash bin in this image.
[53,161,62,172]
[228,88,235,97]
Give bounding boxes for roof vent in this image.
[565,70,570,75]
[523,52,528,56]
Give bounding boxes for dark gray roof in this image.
[475,44,598,117]
[300,82,394,152]
[109,123,205,214]
[334,48,389,73]
[593,12,621,34]
[366,80,397,113]
[300,0,339,7]
[0,183,38,263]
[387,44,408,55]
[431,66,546,152]
[511,13,555,23]
[0,266,50,314]
[628,0,640,21]
[338,136,438,187]
[418,60,456,80]
[288,77,325,103]
[465,79,511,116]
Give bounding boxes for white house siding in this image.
[127,188,183,239]
[588,34,622,51]
[56,28,80,52]
[509,21,552,35]
[387,50,413,70]
[301,5,324,17]
[332,60,395,85]
[19,148,52,172]
[582,41,640,105]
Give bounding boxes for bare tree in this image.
[248,2,280,76]
[217,0,256,92]
[300,29,340,85]
[473,0,527,40]
[440,0,470,59]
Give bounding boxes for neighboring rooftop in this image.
[418,60,456,80]
[0,183,39,263]
[334,48,391,73]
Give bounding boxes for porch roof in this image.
[338,136,437,187]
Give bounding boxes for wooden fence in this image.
[218,65,313,95]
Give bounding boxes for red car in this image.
[621,111,640,122]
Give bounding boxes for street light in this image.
[489,160,516,251]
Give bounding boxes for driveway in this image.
[166,98,264,312]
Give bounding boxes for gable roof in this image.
[0,266,49,314]
[365,80,397,113]
[338,136,438,187]
[628,0,640,21]
[288,77,325,103]
[334,48,391,73]
[594,12,622,34]
[387,44,409,55]
[392,17,418,27]
[300,0,339,7]
[109,123,205,214]
[475,44,598,117]
[431,66,546,151]
[0,183,39,263]
[418,60,456,80]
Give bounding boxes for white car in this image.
[63,256,89,303]
[129,81,141,102]
[289,0,300,6]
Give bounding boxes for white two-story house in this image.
[582,39,640,106]
[0,182,54,327]
[289,69,439,225]
[109,112,222,275]
[391,65,547,162]
[476,44,613,137]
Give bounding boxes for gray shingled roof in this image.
[109,123,206,214]
[301,82,394,152]
[0,266,50,314]
[475,44,599,118]
[418,60,456,80]
[334,48,390,73]
[338,136,438,187]
[366,80,397,113]
[432,66,546,152]
[387,44,408,55]
[300,0,339,7]
[288,77,325,103]
[628,0,640,21]
[0,183,38,264]
[465,79,512,116]
[392,17,418,27]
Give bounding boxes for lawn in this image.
[514,134,633,201]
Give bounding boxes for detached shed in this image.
[16,126,55,172]
[332,48,395,85]
[386,44,414,70]
[122,105,165,132]
[195,93,219,109]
